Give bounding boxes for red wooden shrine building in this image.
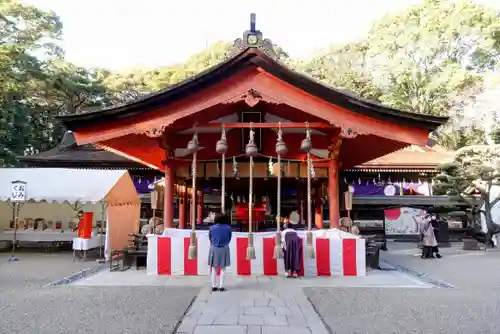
[57,17,447,229]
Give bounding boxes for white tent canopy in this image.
[0,168,140,258]
[0,168,137,204]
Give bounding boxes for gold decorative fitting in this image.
[227,13,278,59]
[328,138,343,159]
[143,126,167,138]
[223,89,280,106]
[244,89,262,107]
[340,128,359,139]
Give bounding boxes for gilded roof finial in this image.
[228,13,277,59]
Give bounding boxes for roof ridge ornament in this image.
[228,13,277,59]
[222,88,281,106]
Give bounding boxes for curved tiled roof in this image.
[57,31,448,132]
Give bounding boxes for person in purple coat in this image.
[281,222,302,278]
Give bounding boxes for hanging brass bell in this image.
[187,138,199,154]
[216,138,228,154]
[246,141,258,157]
[275,138,288,155]
[300,138,312,153]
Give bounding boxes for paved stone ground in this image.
[0,252,199,334]
[177,283,328,334]
[75,266,431,288]
[76,260,432,334]
[304,242,500,334]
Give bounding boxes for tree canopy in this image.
[2,0,500,167]
[434,145,500,237]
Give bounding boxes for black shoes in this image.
[421,254,442,259]
[212,287,218,292]
[212,287,226,292]
[218,288,225,292]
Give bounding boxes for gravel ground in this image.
[0,286,198,334]
[0,251,199,334]
[304,242,500,334]
[381,242,500,288]
[0,251,100,292]
[305,287,500,334]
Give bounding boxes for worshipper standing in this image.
[414,215,438,259]
[281,211,302,278]
[429,215,442,258]
[208,214,232,291]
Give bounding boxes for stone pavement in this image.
[177,283,328,334]
[72,257,435,333]
[75,266,431,288]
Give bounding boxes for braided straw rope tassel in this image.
[301,122,315,259]
[246,125,257,260]
[188,132,198,260]
[216,126,228,213]
[247,155,256,260]
[274,123,287,259]
[306,152,315,259]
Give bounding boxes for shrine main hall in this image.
[57,18,447,232]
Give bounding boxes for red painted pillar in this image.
[164,158,174,228]
[297,181,303,223]
[196,190,203,224]
[328,158,340,228]
[314,197,323,229]
[178,187,186,229]
[188,197,194,227]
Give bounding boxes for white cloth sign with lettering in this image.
[384,207,426,235]
[10,181,27,202]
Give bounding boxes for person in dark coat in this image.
[414,215,437,259]
[430,215,442,258]
[208,214,232,292]
[281,223,302,278]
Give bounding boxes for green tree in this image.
[42,60,111,115]
[0,1,114,166]
[299,42,383,101]
[102,41,289,103]
[0,0,63,166]
[366,0,500,116]
[435,125,487,150]
[434,145,500,243]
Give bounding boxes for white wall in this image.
[0,201,104,231]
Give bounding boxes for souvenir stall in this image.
[0,168,140,260]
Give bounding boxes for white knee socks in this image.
[211,267,217,288]
[219,268,225,288]
[210,267,226,289]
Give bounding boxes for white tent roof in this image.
[0,168,138,204]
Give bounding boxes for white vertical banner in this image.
[197,233,210,276]
[147,235,158,275]
[355,239,366,276]
[105,211,111,261]
[303,235,317,277]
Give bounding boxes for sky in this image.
[24,0,500,71]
